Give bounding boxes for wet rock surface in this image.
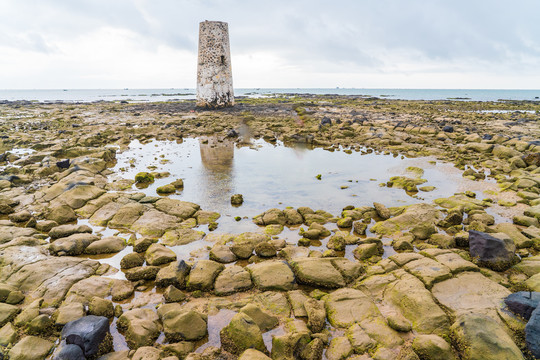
[0,95,539,359]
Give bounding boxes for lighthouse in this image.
[196,21,234,108]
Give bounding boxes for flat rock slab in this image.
[161,228,205,246]
[384,272,450,336]
[324,288,381,328]
[432,271,511,317]
[403,257,452,288]
[0,226,37,244]
[0,246,100,306]
[248,260,295,291]
[451,312,524,360]
[289,258,345,288]
[131,210,180,237]
[8,335,54,360]
[434,252,479,274]
[514,254,540,277]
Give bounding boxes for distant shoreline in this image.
[0,88,540,103]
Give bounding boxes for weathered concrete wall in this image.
[196,21,234,109]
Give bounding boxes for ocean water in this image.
[0,88,539,103]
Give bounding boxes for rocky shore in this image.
[0,95,539,359]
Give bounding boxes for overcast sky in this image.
[1,0,539,89]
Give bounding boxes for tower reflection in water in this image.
[198,137,235,211]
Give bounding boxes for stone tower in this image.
[196,21,234,108]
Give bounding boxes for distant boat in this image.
[124,88,129,90]
[63,89,67,91]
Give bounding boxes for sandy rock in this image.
[155,260,191,288]
[131,210,180,237]
[220,312,267,355]
[214,265,252,295]
[88,296,114,318]
[412,334,457,360]
[238,349,271,360]
[0,303,19,327]
[384,272,450,336]
[120,252,144,269]
[145,243,177,265]
[49,233,100,256]
[0,322,17,346]
[248,260,296,291]
[162,308,208,341]
[451,312,523,360]
[431,272,511,318]
[289,258,345,288]
[209,244,237,263]
[154,198,200,219]
[49,224,92,239]
[85,236,126,254]
[371,204,441,235]
[8,336,54,360]
[55,302,85,326]
[65,276,134,304]
[108,202,144,228]
[117,308,161,349]
[402,257,452,289]
[161,228,205,246]
[326,336,353,360]
[239,303,278,332]
[186,260,224,291]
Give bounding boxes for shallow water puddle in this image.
[111,137,487,233]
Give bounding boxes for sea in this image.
[0,88,539,103]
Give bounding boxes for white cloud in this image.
[0,0,539,89]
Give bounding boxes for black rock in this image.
[335,119,342,124]
[54,343,86,360]
[526,306,540,359]
[468,230,516,271]
[482,134,493,140]
[226,129,238,138]
[56,159,70,169]
[442,125,454,133]
[504,291,540,320]
[61,315,110,358]
[320,117,332,126]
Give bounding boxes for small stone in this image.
[387,312,412,332]
[164,285,186,303]
[373,202,391,219]
[27,314,53,336]
[88,296,114,318]
[0,322,17,346]
[120,252,145,269]
[231,194,243,205]
[255,242,277,257]
[412,334,457,360]
[220,312,267,355]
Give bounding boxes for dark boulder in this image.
[442,125,454,133]
[526,306,540,359]
[504,291,540,320]
[482,134,493,140]
[60,315,110,358]
[468,230,516,271]
[56,159,70,169]
[54,343,86,360]
[320,117,332,126]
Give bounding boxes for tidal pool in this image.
[111,137,491,234]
